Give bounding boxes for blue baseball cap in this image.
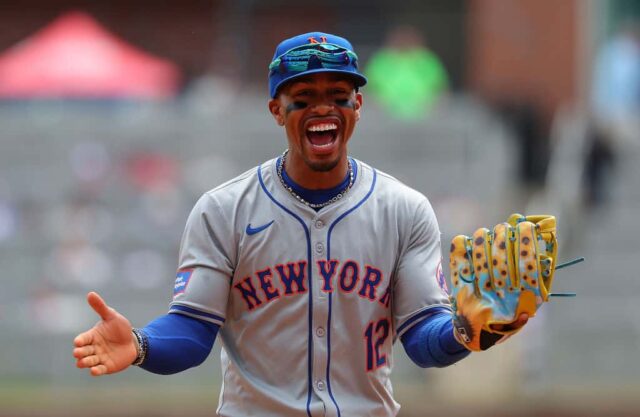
[268,32,367,98]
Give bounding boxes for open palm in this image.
[72,292,137,376]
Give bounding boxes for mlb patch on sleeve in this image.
[174,269,194,298]
[436,260,449,295]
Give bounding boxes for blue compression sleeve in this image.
[138,313,219,375]
[401,311,470,368]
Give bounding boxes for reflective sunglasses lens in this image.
[269,44,358,75]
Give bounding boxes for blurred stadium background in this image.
[1,0,639,416]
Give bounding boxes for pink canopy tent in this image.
[0,11,181,99]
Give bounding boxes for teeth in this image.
[308,123,337,132]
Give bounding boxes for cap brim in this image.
[271,68,367,98]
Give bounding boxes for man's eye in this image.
[286,101,308,112]
[335,98,353,108]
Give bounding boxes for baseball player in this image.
[73,32,560,416]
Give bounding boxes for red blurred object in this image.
[125,152,180,192]
[0,10,181,99]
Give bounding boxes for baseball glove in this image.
[449,214,558,351]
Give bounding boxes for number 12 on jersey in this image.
[364,318,390,372]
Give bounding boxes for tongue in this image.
[308,131,335,146]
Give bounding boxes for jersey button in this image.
[316,327,326,337]
[316,380,325,391]
[315,242,324,254]
[314,220,324,229]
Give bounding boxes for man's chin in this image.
[305,156,341,173]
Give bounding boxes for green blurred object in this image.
[365,47,449,120]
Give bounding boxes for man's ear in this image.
[354,92,363,121]
[268,98,285,126]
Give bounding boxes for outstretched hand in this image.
[73,292,137,376]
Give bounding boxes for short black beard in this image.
[304,155,341,173]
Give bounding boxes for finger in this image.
[73,330,94,347]
[76,355,100,369]
[78,355,100,368]
[87,292,115,321]
[90,364,108,376]
[499,313,529,331]
[490,313,528,331]
[491,321,522,332]
[517,313,529,326]
[73,345,95,359]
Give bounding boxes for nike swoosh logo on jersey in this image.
[246,220,274,235]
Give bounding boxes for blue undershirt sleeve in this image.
[138,313,219,375]
[401,311,471,368]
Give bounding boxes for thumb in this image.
[87,292,115,321]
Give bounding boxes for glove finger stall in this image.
[471,228,495,297]
[515,221,540,293]
[449,235,474,291]
[491,223,516,293]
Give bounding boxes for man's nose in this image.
[311,102,335,114]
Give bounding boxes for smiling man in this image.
[72,32,549,417]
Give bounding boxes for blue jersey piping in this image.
[258,165,314,417]
[169,304,226,323]
[325,166,377,417]
[396,305,452,335]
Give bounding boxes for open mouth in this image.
[306,122,339,151]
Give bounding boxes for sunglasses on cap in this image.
[269,42,360,75]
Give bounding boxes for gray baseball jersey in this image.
[169,157,451,417]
